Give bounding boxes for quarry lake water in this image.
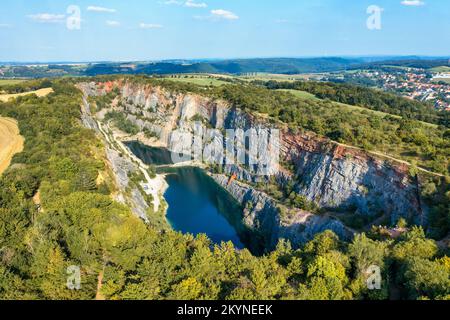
[126,141,245,249]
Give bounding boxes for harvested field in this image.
[0,117,24,175]
[0,87,53,102]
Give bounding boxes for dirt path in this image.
[95,269,105,300]
[103,121,169,212]
[0,117,24,175]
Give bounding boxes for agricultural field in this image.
[276,89,319,100]
[164,73,326,87]
[432,77,450,84]
[239,72,324,82]
[0,87,53,102]
[164,75,230,87]
[430,66,450,73]
[0,117,24,175]
[0,79,26,87]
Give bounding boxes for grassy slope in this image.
[278,88,438,129]
[239,73,317,82]
[164,75,229,87]
[276,89,319,100]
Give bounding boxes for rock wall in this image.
[212,174,353,251]
[79,87,151,222]
[79,80,426,249]
[282,133,423,225]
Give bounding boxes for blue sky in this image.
[0,0,449,61]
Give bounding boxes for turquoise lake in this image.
[125,141,245,249]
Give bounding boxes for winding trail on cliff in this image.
[99,118,168,213]
[81,93,168,213]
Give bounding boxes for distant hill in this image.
[355,58,450,70]
[209,57,363,74]
[84,57,364,76]
[2,57,450,78]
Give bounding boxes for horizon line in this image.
[1,55,450,65]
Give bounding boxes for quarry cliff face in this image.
[79,80,425,250]
[80,93,152,223]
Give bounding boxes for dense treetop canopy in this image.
[0,78,448,300]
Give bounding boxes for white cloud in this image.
[106,20,120,27]
[401,0,425,6]
[0,23,12,28]
[139,23,163,29]
[185,0,207,8]
[27,13,65,23]
[162,0,207,8]
[211,9,239,20]
[87,6,117,13]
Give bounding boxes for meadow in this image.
[164,75,230,87]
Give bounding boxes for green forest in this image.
[0,79,448,300]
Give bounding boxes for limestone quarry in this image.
[78,80,426,251]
